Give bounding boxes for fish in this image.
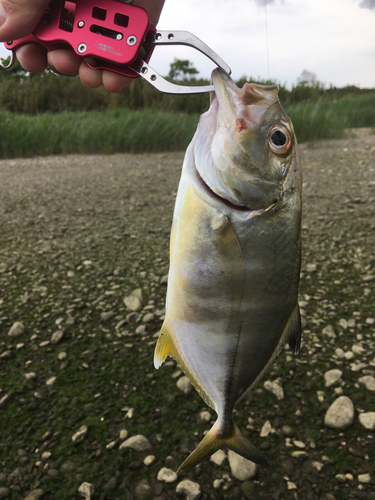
[154,68,302,473]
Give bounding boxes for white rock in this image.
[339,318,348,329]
[358,375,375,391]
[335,348,345,359]
[352,344,365,354]
[41,451,51,460]
[72,425,88,444]
[119,434,152,451]
[8,322,24,338]
[324,369,342,387]
[135,325,147,335]
[51,330,64,344]
[322,325,336,338]
[344,351,355,361]
[157,467,178,483]
[46,376,57,387]
[210,449,226,466]
[176,376,192,395]
[287,481,297,490]
[24,372,36,381]
[358,473,371,483]
[199,410,211,423]
[58,352,67,360]
[263,380,284,400]
[119,429,128,440]
[78,482,95,500]
[358,412,375,430]
[124,294,143,312]
[143,455,156,466]
[228,450,257,481]
[324,396,354,430]
[260,420,274,437]
[176,479,201,500]
[213,479,222,489]
[142,313,155,323]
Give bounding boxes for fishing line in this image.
[264,0,270,80]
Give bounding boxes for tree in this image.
[168,59,199,81]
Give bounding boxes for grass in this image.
[0,92,373,158]
[0,108,199,158]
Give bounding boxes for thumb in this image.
[0,0,49,42]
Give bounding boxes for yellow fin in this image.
[154,321,176,369]
[177,419,268,474]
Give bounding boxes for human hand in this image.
[0,0,165,92]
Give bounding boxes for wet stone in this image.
[120,434,152,451]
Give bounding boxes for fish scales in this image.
[154,68,302,472]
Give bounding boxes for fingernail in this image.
[49,65,78,77]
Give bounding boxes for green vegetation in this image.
[0,59,374,156]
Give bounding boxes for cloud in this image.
[359,0,375,9]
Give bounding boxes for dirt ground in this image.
[0,129,374,500]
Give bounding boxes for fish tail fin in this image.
[154,321,176,369]
[177,419,269,474]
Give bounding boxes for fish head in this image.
[193,68,300,210]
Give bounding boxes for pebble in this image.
[119,434,152,451]
[58,352,66,361]
[8,321,24,338]
[24,490,44,500]
[142,313,155,323]
[0,488,10,499]
[287,481,297,490]
[176,376,193,395]
[352,344,365,354]
[228,450,257,481]
[135,478,151,498]
[335,348,345,359]
[50,330,64,344]
[78,482,95,500]
[72,425,88,444]
[263,380,284,400]
[198,411,211,423]
[344,351,355,361]
[358,412,375,430]
[100,311,114,322]
[143,455,156,466]
[124,295,143,312]
[157,467,178,483]
[126,312,139,323]
[119,429,128,440]
[176,479,201,500]
[135,325,147,335]
[324,369,343,387]
[41,451,51,461]
[46,376,56,387]
[358,473,372,483]
[260,420,274,437]
[358,375,375,391]
[322,325,336,338]
[210,449,227,466]
[324,396,355,430]
[282,425,295,437]
[24,372,36,382]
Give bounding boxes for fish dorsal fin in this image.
[286,302,302,355]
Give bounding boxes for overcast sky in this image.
[0,0,374,89]
[152,0,375,88]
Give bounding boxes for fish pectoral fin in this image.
[154,321,177,369]
[285,302,302,355]
[177,419,268,474]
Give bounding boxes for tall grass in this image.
[285,93,375,142]
[0,108,199,158]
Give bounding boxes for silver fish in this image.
[154,68,302,472]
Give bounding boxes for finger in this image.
[0,0,49,41]
[102,70,132,93]
[16,42,47,73]
[78,61,103,88]
[48,49,80,76]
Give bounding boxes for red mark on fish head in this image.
[236,118,247,132]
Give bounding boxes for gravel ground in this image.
[0,130,375,500]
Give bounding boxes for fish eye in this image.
[268,125,292,154]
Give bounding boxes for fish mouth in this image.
[211,68,279,128]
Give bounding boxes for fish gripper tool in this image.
[0,0,231,94]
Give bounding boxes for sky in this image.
[150,0,375,88]
[0,0,374,89]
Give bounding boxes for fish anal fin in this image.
[154,321,176,369]
[286,302,302,355]
[177,419,268,474]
